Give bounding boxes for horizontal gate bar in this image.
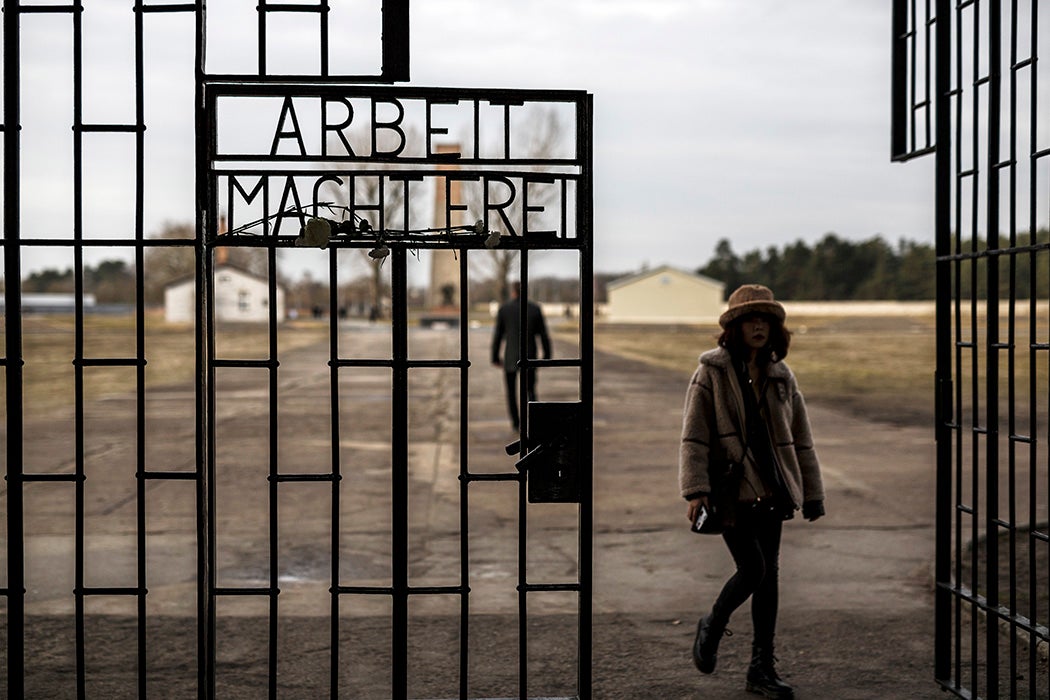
[17,473,81,483]
[334,585,467,596]
[140,470,197,480]
[215,587,274,596]
[78,587,146,596]
[74,358,146,367]
[268,473,339,483]
[136,3,195,12]
[212,359,278,369]
[519,583,580,593]
[462,473,520,483]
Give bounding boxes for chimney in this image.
[216,214,229,265]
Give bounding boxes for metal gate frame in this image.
[3,1,594,697]
[894,0,1050,697]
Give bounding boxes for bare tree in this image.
[142,222,194,303]
[321,129,422,319]
[142,220,270,304]
[464,107,566,302]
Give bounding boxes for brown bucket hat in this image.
[718,284,786,329]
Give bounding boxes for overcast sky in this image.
[412,0,936,275]
[11,0,936,279]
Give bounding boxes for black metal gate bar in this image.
[457,248,471,699]
[987,5,1003,695]
[391,245,409,697]
[577,93,595,700]
[942,1,958,690]
[2,0,25,696]
[327,246,341,699]
[518,254,531,700]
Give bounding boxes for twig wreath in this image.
[223,202,502,261]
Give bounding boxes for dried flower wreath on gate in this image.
[223,202,502,262]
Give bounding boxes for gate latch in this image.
[507,401,582,504]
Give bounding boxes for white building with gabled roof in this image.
[605,265,725,324]
[164,264,286,324]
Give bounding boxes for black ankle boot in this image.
[745,646,794,699]
[692,613,731,674]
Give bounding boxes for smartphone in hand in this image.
[690,504,710,533]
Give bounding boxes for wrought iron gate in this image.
[894,0,1050,697]
[3,1,593,697]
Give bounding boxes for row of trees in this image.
[22,260,136,303]
[698,230,1050,300]
[18,255,579,311]
[17,230,1047,306]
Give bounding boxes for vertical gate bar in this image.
[381,0,410,82]
[202,211,217,700]
[2,0,26,695]
[910,0,918,152]
[985,3,1002,697]
[968,0,983,689]
[517,254,530,700]
[134,1,149,695]
[458,250,470,700]
[1003,1,1020,696]
[924,0,933,148]
[329,249,340,699]
[391,246,408,700]
[952,0,967,688]
[195,13,215,695]
[258,0,267,75]
[72,0,87,694]
[892,0,909,158]
[268,234,280,700]
[578,92,595,700]
[1026,2,1039,695]
[933,0,953,684]
[319,0,329,77]
[1004,2,1019,695]
[960,0,978,689]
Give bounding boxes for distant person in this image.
[491,281,551,431]
[679,284,825,700]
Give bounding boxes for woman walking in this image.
[679,284,825,699]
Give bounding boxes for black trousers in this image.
[710,503,784,649]
[503,369,536,429]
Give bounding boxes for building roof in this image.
[605,265,724,292]
[164,263,287,291]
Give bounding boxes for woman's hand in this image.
[686,495,710,523]
[802,500,825,521]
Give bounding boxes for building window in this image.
[238,290,250,311]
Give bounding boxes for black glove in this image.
[802,500,825,522]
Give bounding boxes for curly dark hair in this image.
[717,313,792,364]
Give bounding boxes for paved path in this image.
[5,322,944,698]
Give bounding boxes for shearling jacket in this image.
[679,346,824,511]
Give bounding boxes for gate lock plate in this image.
[510,401,583,504]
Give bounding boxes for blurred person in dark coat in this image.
[491,281,551,431]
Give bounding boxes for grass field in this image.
[588,308,1049,427]
[589,313,940,425]
[2,313,329,419]
[3,308,1046,427]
